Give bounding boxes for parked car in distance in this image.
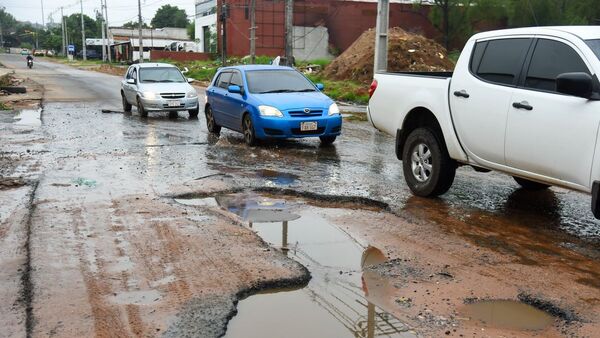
[368,26,600,219]
[205,65,342,146]
[20,48,30,55]
[120,63,199,118]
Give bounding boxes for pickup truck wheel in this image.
[121,93,132,113]
[137,98,148,118]
[513,177,550,190]
[205,106,221,135]
[403,128,456,197]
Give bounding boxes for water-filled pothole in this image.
[177,193,413,337]
[13,109,41,127]
[460,300,554,331]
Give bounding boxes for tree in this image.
[123,21,148,29]
[187,21,195,40]
[64,13,100,52]
[151,5,189,28]
[415,0,474,51]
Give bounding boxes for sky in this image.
[2,0,197,27]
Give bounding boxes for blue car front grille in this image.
[288,109,324,118]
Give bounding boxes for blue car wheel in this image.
[243,114,257,146]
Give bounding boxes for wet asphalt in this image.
[1,53,600,336]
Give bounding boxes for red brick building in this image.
[217,0,437,58]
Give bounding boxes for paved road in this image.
[1,54,599,337]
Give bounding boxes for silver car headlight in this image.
[328,103,340,116]
[258,105,283,118]
[141,91,158,99]
[187,91,198,98]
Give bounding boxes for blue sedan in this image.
[204,65,342,146]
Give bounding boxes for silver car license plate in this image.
[300,121,318,131]
[167,100,181,107]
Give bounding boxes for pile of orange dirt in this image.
[323,27,455,83]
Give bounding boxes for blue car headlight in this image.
[258,105,283,118]
[328,103,340,116]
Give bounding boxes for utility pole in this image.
[137,0,143,63]
[61,7,66,55]
[41,0,45,28]
[104,0,111,62]
[374,0,389,74]
[249,0,256,64]
[0,26,4,50]
[99,6,106,62]
[220,2,228,66]
[284,0,293,66]
[80,0,87,60]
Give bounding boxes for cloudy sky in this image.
[3,0,196,27]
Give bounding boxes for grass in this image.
[0,102,11,110]
[306,73,369,104]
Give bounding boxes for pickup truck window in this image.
[474,38,531,86]
[586,39,600,61]
[524,39,590,92]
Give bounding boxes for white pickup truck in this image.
[368,26,600,218]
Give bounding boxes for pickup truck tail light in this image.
[368,79,378,98]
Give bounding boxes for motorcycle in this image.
[27,59,33,69]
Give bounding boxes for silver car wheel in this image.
[410,143,432,182]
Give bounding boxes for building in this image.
[107,27,197,61]
[195,0,438,61]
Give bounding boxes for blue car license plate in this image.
[300,121,318,131]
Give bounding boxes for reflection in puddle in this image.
[461,300,554,331]
[210,194,413,338]
[13,109,41,127]
[256,169,299,185]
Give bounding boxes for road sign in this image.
[67,45,75,53]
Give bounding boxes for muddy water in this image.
[13,109,41,127]
[206,194,415,338]
[460,300,554,331]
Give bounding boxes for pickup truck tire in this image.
[402,128,456,197]
[513,176,550,190]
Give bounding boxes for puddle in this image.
[183,193,414,338]
[109,290,162,305]
[72,177,97,187]
[460,300,554,331]
[13,109,41,126]
[256,169,299,185]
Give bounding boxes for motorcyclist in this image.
[26,54,34,68]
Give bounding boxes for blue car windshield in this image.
[246,70,316,94]
[140,67,186,83]
[586,39,600,61]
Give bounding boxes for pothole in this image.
[255,169,299,185]
[13,109,41,127]
[460,300,555,331]
[176,193,414,338]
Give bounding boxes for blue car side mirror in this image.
[316,83,325,91]
[228,85,242,94]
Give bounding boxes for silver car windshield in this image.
[139,67,186,83]
[586,39,600,61]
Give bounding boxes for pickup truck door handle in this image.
[512,101,533,111]
[453,90,470,98]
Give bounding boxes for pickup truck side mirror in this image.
[556,72,593,99]
[228,85,242,94]
[316,83,325,91]
[126,78,136,85]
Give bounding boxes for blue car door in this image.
[209,71,232,127]
[221,71,246,131]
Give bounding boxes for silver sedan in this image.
[121,63,199,118]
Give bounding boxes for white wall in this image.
[293,26,334,61]
[195,14,217,53]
